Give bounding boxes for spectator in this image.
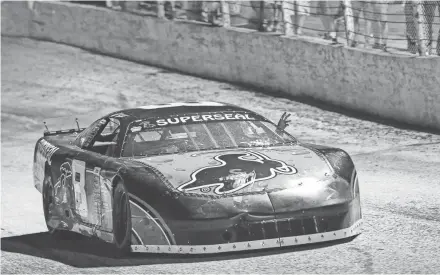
[403,0,439,55]
[160,1,188,20]
[372,1,390,51]
[436,2,440,55]
[201,1,223,26]
[264,1,284,32]
[404,0,420,54]
[175,1,189,20]
[293,0,312,35]
[105,0,126,11]
[164,1,175,20]
[421,1,440,55]
[264,0,344,41]
[352,1,389,50]
[181,1,203,21]
[251,1,316,35]
[229,0,242,15]
[352,1,373,47]
[317,0,344,43]
[261,0,311,35]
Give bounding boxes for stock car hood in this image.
[133,144,343,197]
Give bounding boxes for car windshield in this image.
[121,117,296,157]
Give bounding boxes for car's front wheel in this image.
[112,180,132,255]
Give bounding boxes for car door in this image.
[70,117,122,231]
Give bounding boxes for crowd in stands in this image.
[65,1,440,56]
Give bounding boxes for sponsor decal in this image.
[141,121,157,129]
[130,126,142,132]
[51,162,76,230]
[178,151,297,195]
[54,162,73,205]
[72,160,88,218]
[132,113,256,130]
[92,167,102,226]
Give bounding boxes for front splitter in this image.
[130,219,363,254]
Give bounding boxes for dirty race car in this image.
[33,101,362,255]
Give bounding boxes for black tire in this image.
[112,180,132,256]
[42,169,72,239]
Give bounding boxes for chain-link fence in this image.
[69,1,440,56]
[346,1,440,54]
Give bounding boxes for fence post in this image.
[220,1,231,27]
[416,1,428,56]
[344,0,355,46]
[281,0,294,35]
[258,1,265,31]
[157,1,165,19]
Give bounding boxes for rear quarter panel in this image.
[33,135,126,237]
[33,137,60,193]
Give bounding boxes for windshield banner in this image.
[131,112,266,131]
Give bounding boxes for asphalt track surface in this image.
[1,36,440,274]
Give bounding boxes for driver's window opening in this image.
[75,117,122,156]
[74,118,108,149]
[100,118,120,139]
[122,119,296,158]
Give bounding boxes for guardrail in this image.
[76,0,440,56]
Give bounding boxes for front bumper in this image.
[131,219,362,254]
[130,196,362,254]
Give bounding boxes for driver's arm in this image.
[275,128,285,136]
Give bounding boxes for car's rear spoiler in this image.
[43,119,85,136]
[41,107,119,137]
[43,128,86,137]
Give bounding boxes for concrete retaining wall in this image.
[2,1,440,130]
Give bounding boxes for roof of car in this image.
[111,102,258,119]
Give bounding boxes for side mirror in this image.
[277,112,291,131]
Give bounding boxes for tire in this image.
[112,180,132,256]
[42,169,72,239]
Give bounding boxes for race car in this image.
[33,101,362,255]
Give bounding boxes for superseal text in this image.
[138,113,256,129]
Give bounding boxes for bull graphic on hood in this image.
[177,151,298,195]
